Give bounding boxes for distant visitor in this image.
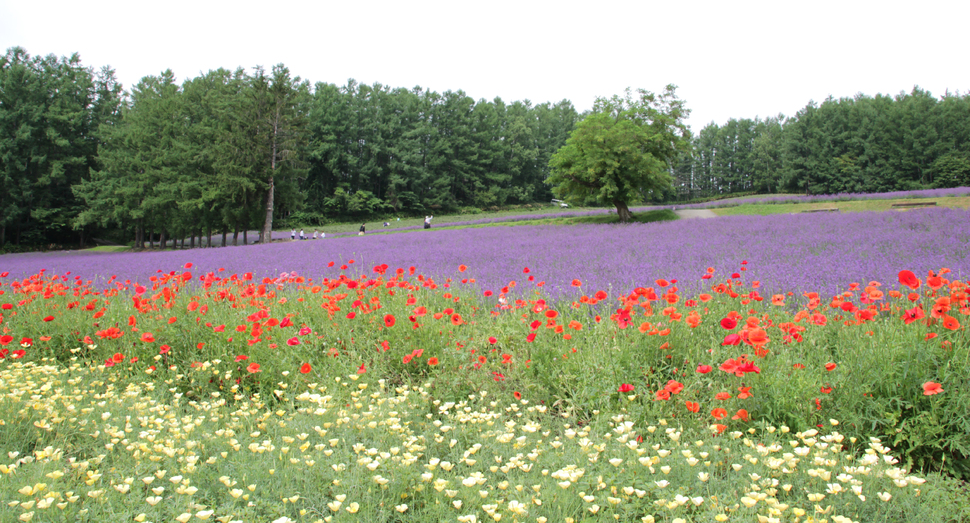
[424,215,433,229]
[359,223,366,236]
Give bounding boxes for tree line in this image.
[0,47,580,249]
[2,46,969,249]
[674,88,970,199]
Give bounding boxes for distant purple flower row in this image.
[680,186,970,209]
[2,208,968,304]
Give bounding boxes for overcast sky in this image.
[2,0,968,129]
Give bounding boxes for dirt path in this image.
[674,209,718,219]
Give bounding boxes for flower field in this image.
[1,210,969,522]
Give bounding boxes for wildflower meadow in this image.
[1,208,969,523]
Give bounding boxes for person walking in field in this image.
[291,228,296,240]
[424,215,433,229]
[359,223,366,236]
[313,230,318,240]
[300,229,305,240]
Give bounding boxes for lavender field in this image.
[3,207,969,301]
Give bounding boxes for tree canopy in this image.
[546,86,691,222]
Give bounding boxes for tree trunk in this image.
[148,228,155,250]
[613,200,633,223]
[261,175,275,243]
[159,229,167,250]
[221,229,227,247]
[78,228,84,249]
[243,230,248,244]
[190,233,195,249]
[206,226,212,248]
[232,226,239,246]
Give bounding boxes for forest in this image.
[2,46,969,249]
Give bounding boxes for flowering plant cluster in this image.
[0,253,967,521]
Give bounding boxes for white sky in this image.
[2,0,968,130]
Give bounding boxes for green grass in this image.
[299,195,970,238]
[84,245,131,253]
[712,196,970,216]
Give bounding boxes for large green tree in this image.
[546,86,690,222]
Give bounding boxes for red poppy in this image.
[247,363,261,373]
[792,363,805,369]
[141,333,155,343]
[731,409,749,421]
[526,333,536,343]
[0,335,12,346]
[12,349,25,359]
[235,355,248,362]
[0,272,7,277]
[458,265,467,272]
[922,381,943,396]
[720,317,737,330]
[357,363,366,374]
[685,401,700,413]
[825,362,837,371]
[112,352,125,363]
[655,389,671,401]
[493,372,505,381]
[820,386,833,394]
[483,290,493,297]
[711,408,727,420]
[898,270,920,290]
[571,279,582,287]
[488,336,497,344]
[384,314,396,327]
[346,312,356,319]
[451,314,463,326]
[159,345,171,354]
[721,334,742,346]
[427,357,439,366]
[19,337,31,347]
[0,304,11,310]
[42,315,54,322]
[665,380,684,395]
[287,337,301,346]
[696,364,712,374]
[300,363,312,374]
[513,391,522,400]
[618,383,635,393]
[715,392,732,401]
[737,386,753,399]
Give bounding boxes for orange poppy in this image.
[711,408,727,420]
[922,381,943,396]
[942,315,960,330]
